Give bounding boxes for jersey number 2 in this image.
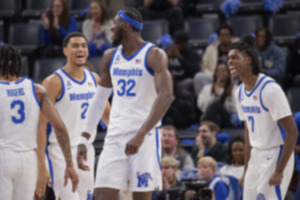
[117,79,136,96]
[248,116,254,132]
[81,103,89,119]
[11,100,25,124]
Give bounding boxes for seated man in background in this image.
[185,156,228,200]
[191,121,228,165]
[161,125,195,174]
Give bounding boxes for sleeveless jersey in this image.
[235,73,292,150]
[0,78,40,151]
[108,42,160,135]
[48,68,97,146]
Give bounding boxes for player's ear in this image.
[63,47,68,57]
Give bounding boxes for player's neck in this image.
[0,75,21,82]
[121,36,145,58]
[241,74,258,92]
[63,64,85,81]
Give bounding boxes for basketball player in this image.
[228,35,298,199]
[77,8,173,200]
[0,45,78,200]
[36,32,110,200]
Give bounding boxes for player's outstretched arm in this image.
[36,83,79,192]
[125,47,174,155]
[77,49,114,170]
[269,115,298,186]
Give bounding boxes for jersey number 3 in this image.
[117,79,136,96]
[11,100,25,124]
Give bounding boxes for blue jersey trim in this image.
[31,81,41,108]
[244,75,268,97]
[238,84,243,102]
[259,80,275,112]
[155,127,161,170]
[60,68,87,85]
[54,72,65,103]
[109,46,119,71]
[88,70,97,88]
[46,123,54,187]
[277,122,286,140]
[15,77,26,84]
[0,81,9,85]
[144,44,155,76]
[121,42,148,61]
[0,77,26,85]
[275,145,283,200]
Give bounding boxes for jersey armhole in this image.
[89,70,97,88]
[31,81,41,108]
[259,80,276,112]
[144,45,155,76]
[54,72,65,103]
[108,46,120,71]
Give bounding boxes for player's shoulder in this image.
[103,47,117,59]
[42,73,62,86]
[147,46,166,57]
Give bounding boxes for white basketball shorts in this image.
[95,127,162,192]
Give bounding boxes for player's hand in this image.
[64,165,79,193]
[35,166,51,198]
[77,144,90,171]
[268,171,283,186]
[125,134,144,155]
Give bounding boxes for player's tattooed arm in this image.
[36,84,73,166]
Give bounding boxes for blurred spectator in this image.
[167,30,201,85]
[255,27,286,83]
[191,121,228,165]
[201,24,237,76]
[219,136,244,180]
[197,61,237,128]
[40,0,77,57]
[287,37,300,87]
[82,0,112,57]
[161,125,195,173]
[152,157,180,200]
[138,0,184,36]
[185,157,229,200]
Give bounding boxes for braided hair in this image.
[229,35,260,75]
[0,45,22,78]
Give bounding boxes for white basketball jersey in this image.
[235,73,292,150]
[0,78,40,151]
[108,42,160,135]
[48,69,97,146]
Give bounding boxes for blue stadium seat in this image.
[283,0,300,10]
[0,0,19,18]
[185,18,219,48]
[33,58,66,83]
[287,87,300,113]
[216,133,230,144]
[69,0,91,17]
[269,14,300,45]
[21,57,29,77]
[180,168,198,180]
[195,0,224,13]
[8,23,43,53]
[22,0,52,18]
[0,21,3,42]
[227,16,263,37]
[240,0,264,12]
[141,20,169,45]
[87,56,102,75]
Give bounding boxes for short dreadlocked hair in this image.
[0,45,22,78]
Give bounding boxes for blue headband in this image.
[117,10,143,30]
